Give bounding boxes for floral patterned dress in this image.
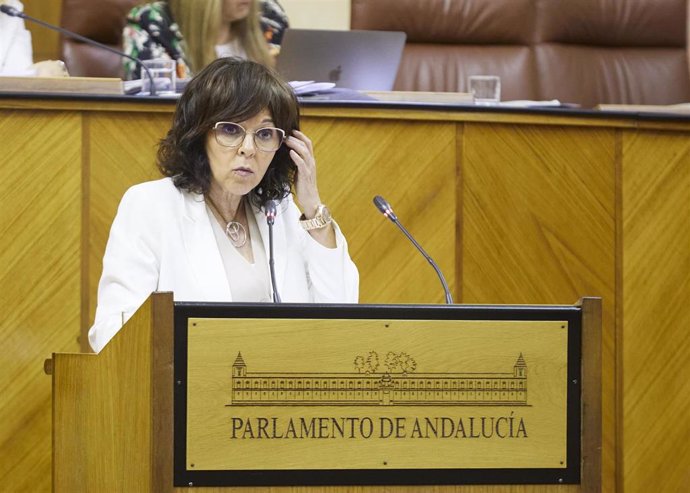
[122,0,289,80]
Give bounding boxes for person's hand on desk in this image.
[32,60,69,77]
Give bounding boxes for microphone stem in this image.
[13,10,157,96]
[267,221,281,303]
[392,219,454,304]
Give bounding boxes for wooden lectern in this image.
[50,293,601,492]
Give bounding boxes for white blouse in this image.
[215,39,247,60]
[206,203,272,302]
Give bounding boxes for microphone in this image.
[0,4,157,96]
[373,195,453,304]
[265,200,281,303]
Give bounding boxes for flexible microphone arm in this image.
[0,4,157,96]
[373,195,454,304]
[265,200,282,303]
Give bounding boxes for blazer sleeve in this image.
[88,186,162,353]
[284,200,359,303]
[0,2,32,75]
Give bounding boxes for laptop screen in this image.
[276,29,407,91]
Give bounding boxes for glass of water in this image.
[468,75,501,106]
[140,58,177,96]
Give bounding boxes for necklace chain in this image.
[206,195,247,248]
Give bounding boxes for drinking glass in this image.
[141,58,177,96]
[468,75,501,105]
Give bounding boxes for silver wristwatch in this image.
[299,204,332,231]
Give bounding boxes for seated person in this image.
[122,0,289,79]
[89,58,359,353]
[0,0,33,75]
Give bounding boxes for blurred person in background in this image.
[122,0,288,79]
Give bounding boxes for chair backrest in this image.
[60,0,139,78]
[351,0,690,107]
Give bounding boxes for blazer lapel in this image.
[180,192,232,301]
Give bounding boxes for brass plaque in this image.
[185,318,568,471]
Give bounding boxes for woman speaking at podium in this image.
[88,58,359,353]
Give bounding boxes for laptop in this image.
[276,29,407,91]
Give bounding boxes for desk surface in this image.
[2,91,690,128]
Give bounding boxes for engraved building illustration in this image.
[230,353,527,406]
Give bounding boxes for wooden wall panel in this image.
[5,99,689,492]
[86,112,172,345]
[622,130,690,492]
[0,110,81,492]
[23,0,62,62]
[301,117,457,304]
[461,123,616,492]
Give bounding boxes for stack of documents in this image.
[289,80,336,95]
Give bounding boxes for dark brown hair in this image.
[157,57,299,208]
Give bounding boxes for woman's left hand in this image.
[285,129,336,247]
[285,130,321,217]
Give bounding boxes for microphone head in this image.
[265,200,278,224]
[373,195,397,222]
[0,4,21,16]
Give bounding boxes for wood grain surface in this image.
[462,123,617,492]
[22,1,62,62]
[0,110,81,493]
[301,116,457,304]
[53,297,154,492]
[621,130,690,492]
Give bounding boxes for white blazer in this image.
[89,178,359,352]
[0,1,33,75]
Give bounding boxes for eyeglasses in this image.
[212,122,285,152]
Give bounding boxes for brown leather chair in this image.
[61,0,690,106]
[351,0,690,107]
[60,0,138,78]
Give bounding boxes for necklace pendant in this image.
[225,221,247,248]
